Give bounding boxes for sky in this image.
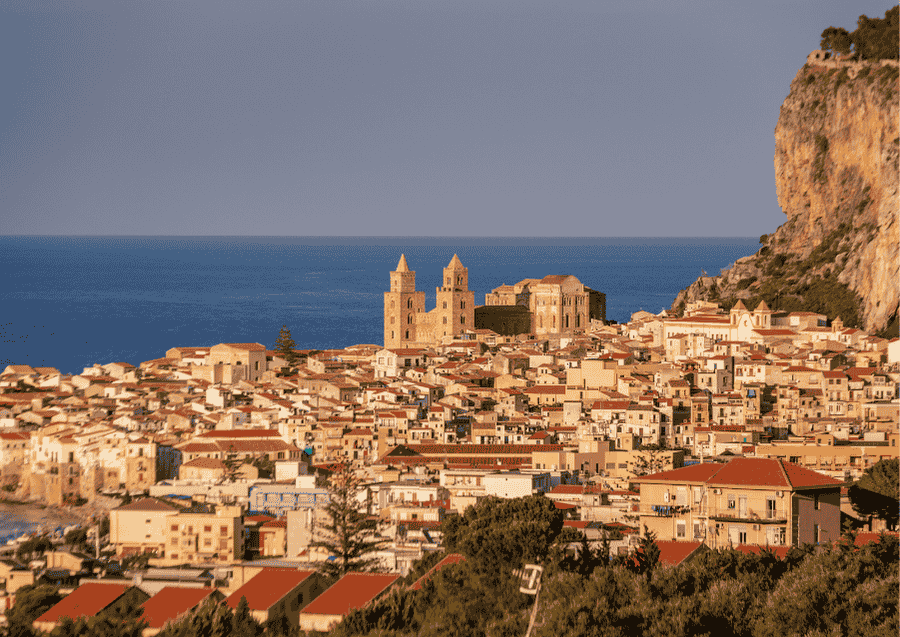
[1,0,895,237]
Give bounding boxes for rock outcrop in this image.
[673,57,899,334]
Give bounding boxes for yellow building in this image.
[160,505,244,565]
[634,458,843,549]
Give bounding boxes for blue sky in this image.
[1,1,894,237]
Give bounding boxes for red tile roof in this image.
[635,463,724,484]
[225,568,316,612]
[711,458,842,489]
[140,587,216,629]
[301,573,400,617]
[655,541,706,566]
[34,583,130,625]
[637,458,843,490]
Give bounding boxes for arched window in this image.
[407,298,413,309]
[442,301,447,309]
[405,330,410,339]
[442,317,447,325]
[407,314,413,324]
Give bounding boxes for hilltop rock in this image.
[673,58,899,334]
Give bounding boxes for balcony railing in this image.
[709,510,787,524]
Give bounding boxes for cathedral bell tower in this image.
[384,254,425,348]
[435,254,475,342]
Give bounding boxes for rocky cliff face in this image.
[673,60,899,334]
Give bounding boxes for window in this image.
[220,539,228,550]
[813,524,820,543]
[766,498,776,519]
[171,524,179,532]
[813,494,820,510]
[442,301,447,309]
[220,526,228,536]
[728,495,736,509]
[676,522,686,538]
[204,525,212,532]
[204,538,212,547]
[738,530,747,544]
[460,316,465,324]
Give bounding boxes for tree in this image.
[64,527,88,548]
[631,526,661,577]
[311,461,385,579]
[820,26,852,56]
[442,494,566,574]
[848,458,899,530]
[274,325,299,371]
[16,536,53,563]
[4,585,64,637]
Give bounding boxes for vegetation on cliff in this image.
[820,7,899,61]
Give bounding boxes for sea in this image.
[0,236,760,376]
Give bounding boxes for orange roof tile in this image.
[225,568,316,611]
[302,573,400,616]
[34,583,130,625]
[140,587,216,629]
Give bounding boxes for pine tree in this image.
[311,462,385,579]
[274,325,299,371]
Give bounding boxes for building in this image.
[384,255,474,348]
[225,568,324,631]
[298,572,401,633]
[633,458,843,549]
[32,582,149,633]
[483,275,606,337]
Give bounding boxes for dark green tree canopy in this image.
[820,7,899,60]
[849,458,899,530]
[441,494,566,573]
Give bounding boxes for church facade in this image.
[383,254,475,349]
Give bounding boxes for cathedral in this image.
[383,254,475,348]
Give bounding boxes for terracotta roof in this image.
[301,573,400,616]
[655,541,706,566]
[140,587,216,629]
[34,583,130,625]
[225,568,316,611]
[638,458,843,490]
[635,463,724,484]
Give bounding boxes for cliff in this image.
[673,58,899,334]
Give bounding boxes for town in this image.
[0,254,897,635]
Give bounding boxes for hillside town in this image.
[0,257,898,634]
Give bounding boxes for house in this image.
[110,498,182,558]
[32,582,149,633]
[634,458,843,549]
[298,572,401,633]
[224,567,323,630]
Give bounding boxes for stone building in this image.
[383,255,474,348]
[483,275,605,337]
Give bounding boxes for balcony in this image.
[709,510,786,524]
